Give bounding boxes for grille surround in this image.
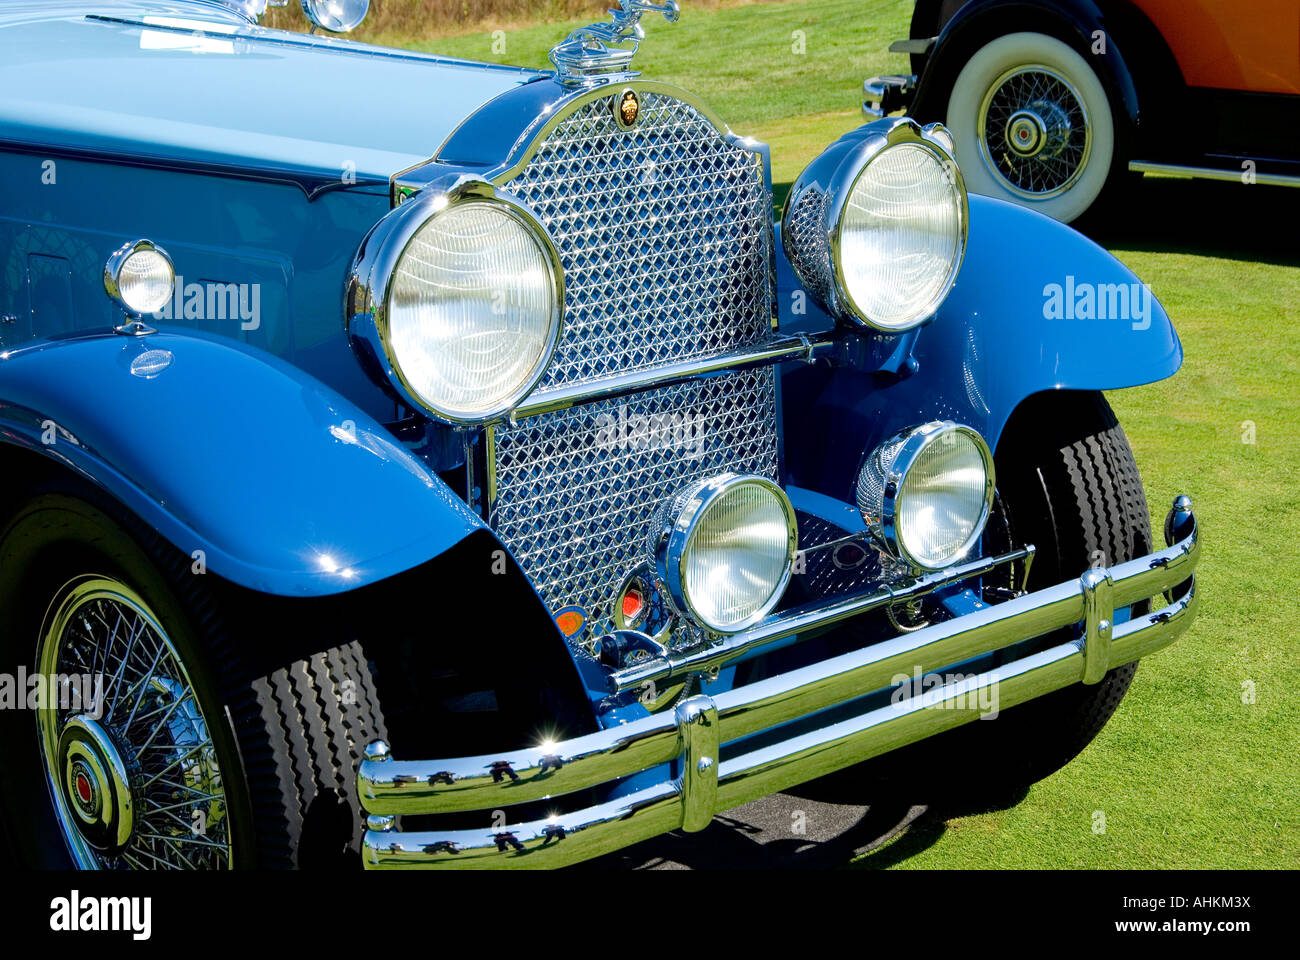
[484,84,781,650]
[497,86,776,391]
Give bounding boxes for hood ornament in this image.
[549,0,681,85]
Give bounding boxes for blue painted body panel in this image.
[0,2,541,189]
[0,152,399,422]
[0,328,483,596]
[777,193,1181,502]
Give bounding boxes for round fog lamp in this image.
[856,422,995,571]
[653,474,797,634]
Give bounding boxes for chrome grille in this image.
[488,369,778,650]
[501,90,774,390]
[796,513,883,601]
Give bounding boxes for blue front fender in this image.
[780,193,1182,497]
[924,192,1182,424]
[0,329,482,596]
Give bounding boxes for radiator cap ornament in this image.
[549,0,680,85]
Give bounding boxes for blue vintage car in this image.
[0,0,1199,870]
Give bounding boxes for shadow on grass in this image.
[774,175,1300,268]
[1080,176,1300,268]
[579,735,1032,870]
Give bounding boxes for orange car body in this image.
[1136,0,1300,95]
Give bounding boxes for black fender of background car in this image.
[906,0,1190,160]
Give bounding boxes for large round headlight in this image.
[856,422,994,571]
[837,142,964,329]
[348,188,563,423]
[653,474,798,634]
[783,118,967,332]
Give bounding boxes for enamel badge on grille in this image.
[615,89,640,129]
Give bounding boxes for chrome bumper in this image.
[358,497,1199,869]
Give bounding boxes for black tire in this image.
[0,485,387,869]
[969,389,1152,783]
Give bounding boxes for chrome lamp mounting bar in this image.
[608,543,1036,693]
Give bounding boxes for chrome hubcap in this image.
[978,65,1091,198]
[57,715,134,852]
[36,577,231,869]
[1005,109,1046,157]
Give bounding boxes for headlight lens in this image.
[655,474,797,634]
[385,201,560,422]
[856,422,994,570]
[837,142,964,330]
[782,118,967,332]
[103,240,174,316]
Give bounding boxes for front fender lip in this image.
[0,328,483,597]
[357,497,1199,868]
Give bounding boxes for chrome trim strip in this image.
[1128,160,1300,188]
[357,498,1198,832]
[506,333,834,420]
[887,39,934,55]
[361,565,1198,868]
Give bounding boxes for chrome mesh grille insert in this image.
[500,90,774,391]
[489,369,779,650]
[783,185,834,308]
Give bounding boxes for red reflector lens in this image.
[621,588,644,621]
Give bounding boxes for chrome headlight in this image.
[103,239,175,317]
[653,474,798,634]
[783,117,967,332]
[347,181,563,424]
[856,422,994,571]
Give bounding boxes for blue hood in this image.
[0,1,543,187]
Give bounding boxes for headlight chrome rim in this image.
[857,421,995,571]
[782,117,969,333]
[653,473,798,635]
[346,176,565,425]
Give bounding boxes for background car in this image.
[866,0,1300,222]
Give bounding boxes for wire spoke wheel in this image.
[35,576,231,869]
[978,64,1091,199]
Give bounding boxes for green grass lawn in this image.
[384,0,1298,868]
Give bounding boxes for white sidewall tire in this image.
[946,31,1116,223]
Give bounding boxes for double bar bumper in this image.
[358,497,1199,869]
